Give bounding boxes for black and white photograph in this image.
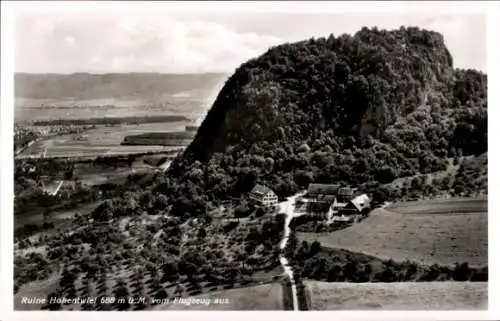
[1,0,498,318]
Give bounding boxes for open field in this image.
[153,283,284,310]
[17,121,189,158]
[15,200,102,229]
[386,197,487,214]
[299,198,487,266]
[307,281,487,310]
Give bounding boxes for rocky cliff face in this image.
[181,27,457,164]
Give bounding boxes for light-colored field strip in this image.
[307,281,487,310]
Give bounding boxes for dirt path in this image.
[50,180,64,196]
[278,191,306,311]
[158,160,172,172]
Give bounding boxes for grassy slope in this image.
[298,198,487,266]
[152,283,284,311]
[307,280,487,310]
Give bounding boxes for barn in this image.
[342,194,372,216]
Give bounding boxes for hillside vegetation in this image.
[171,26,486,201]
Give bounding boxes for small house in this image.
[342,194,371,216]
[249,184,278,207]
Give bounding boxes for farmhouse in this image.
[303,184,340,217]
[342,194,372,215]
[306,183,339,202]
[249,184,278,207]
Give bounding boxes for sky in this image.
[14,5,487,74]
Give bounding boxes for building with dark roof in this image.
[337,187,355,202]
[249,184,278,207]
[306,184,340,198]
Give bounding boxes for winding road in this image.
[278,191,306,311]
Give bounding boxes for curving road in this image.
[278,191,306,311]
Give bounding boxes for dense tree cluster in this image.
[286,237,488,283]
[14,253,53,292]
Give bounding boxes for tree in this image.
[173,284,185,296]
[155,287,168,301]
[452,262,470,281]
[410,176,424,191]
[113,279,130,311]
[372,186,390,206]
[63,169,74,180]
[197,227,207,239]
[374,166,396,184]
[310,241,321,256]
[294,170,314,188]
[234,202,251,218]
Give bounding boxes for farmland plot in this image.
[299,198,487,266]
[153,283,284,310]
[307,281,487,310]
[17,121,189,158]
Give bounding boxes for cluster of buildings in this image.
[248,182,371,222]
[300,183,371,221]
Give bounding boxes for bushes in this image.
[290,216,353,233]
[290,240,487,283]
[452,262,471,281]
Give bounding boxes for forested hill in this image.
[169,26,486,200]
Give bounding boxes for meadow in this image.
[298,198,487,266]
[153,283,284,310]
[307,281,487,310]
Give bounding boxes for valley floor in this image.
[307,281,488,310]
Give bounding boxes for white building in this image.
[249,184,278,207]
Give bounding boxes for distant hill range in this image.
[15,72,228,101]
